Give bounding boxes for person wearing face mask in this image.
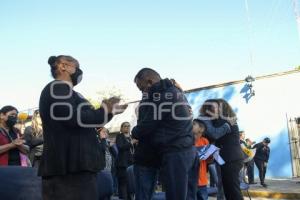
[39,55,126,200]
[0,106,30,166]
[24,110,44,168]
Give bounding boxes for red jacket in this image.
[0,130,10,166]
[0,128,27,166]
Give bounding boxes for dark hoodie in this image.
[132,79,194,154]
[254,142,270,162]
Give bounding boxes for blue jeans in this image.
[197,186,208,200]
[161,147,199,200]
[133,165,158,200]
[112,172,118,195]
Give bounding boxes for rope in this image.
[244,0,255,75]
[292,0,300,44]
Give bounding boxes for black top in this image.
[254,142,270,162]
[24,126,44,149]
[24,126,44,164]
[203,119,244,163]
[116,133,134,168]
[132,79,194,154]
[7,130,21,166]
[215,122,244,163]
[38,80,113,177]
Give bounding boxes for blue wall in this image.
[185,72,300,178]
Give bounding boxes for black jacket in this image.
[215,123,244,163]
[203,119,244,163]
[24,126,44,165]
[254,142,270,162]
[132,79,194,154]
[38,80,113,177]
[24,126,44,150]
[116,133,134,168]
[133,100,161,168]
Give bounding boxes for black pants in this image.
[254,159,267,184]
[216,163,225,200]
[246,160,255,183]
[116,167,132,200]
[42,172,97,200]
[208,163,218,188]
[220,160,244,200]
[161,147,199,200]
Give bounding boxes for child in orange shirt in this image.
[193,119,209,200]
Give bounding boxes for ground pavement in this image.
[209,178,300,199]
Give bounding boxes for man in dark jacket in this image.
[132,68,198,200]
[39,55,125,200]
[254,137,271,187]
[133,100,161,200]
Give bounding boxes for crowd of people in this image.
[0,55,272,200]
[239,131,271,188]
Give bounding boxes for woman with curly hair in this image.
[198,99,244,200]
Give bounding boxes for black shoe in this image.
[261,183,268,188]
[249,182,257,185]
